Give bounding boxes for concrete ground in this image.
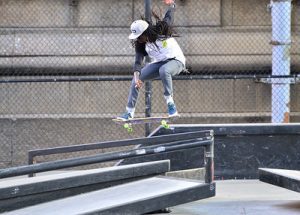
[165,180,300,215]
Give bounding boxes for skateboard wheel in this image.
[124,123,133,133]
[161,120,170,129]
[161,120,167,125]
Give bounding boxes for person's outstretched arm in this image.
[132,42,148,89]
[163,0,176,26]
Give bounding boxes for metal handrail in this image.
[28,130,212,165]
[1,137,214,183]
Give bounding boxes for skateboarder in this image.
[118,0,185,120]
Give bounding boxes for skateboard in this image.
[112,116,174,133]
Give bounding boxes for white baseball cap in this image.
[128,20,149,40]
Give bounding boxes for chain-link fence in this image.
[0,0,299,168]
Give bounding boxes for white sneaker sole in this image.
[116,117,132,121]
[169,112,180,118]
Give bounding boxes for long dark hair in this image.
[131,10,174,47]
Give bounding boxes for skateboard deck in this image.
[113,116,176,133]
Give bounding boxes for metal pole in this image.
[270,0,292,123]
[145,0,152,136]
[204,131,214,183]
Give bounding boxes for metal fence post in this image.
[145,0,152,136]
[270,0,292,123]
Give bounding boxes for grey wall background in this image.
[0,0,299,169]
[0,0,299,73]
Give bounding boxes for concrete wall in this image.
[1,0,299,27]
[0,0,300,169]
[2,77,300,168]
[0,0,299,72]
[1,79,300,117]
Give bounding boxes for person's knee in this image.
[159,67,170,78]
[139,72,146,82]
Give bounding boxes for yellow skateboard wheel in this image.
[124,123,133,133]
[161,120,167,125]
[161,120,170,129]
[128,127,133,133]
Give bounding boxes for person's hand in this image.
[164,0,175,5]
[135,79,143,89]
[134,72,143,89]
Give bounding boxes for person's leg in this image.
[120,62,163,119]
[159,60,184,116]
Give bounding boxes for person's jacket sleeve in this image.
[163,3,176,26]
[133,42,148,73]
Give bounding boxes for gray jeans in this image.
[127,59,184,108]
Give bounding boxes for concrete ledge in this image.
[259,168,300,193]
[0,160,170,212]
[152,124,300,179]
[166,168,206,180]
[4,176,215,215]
